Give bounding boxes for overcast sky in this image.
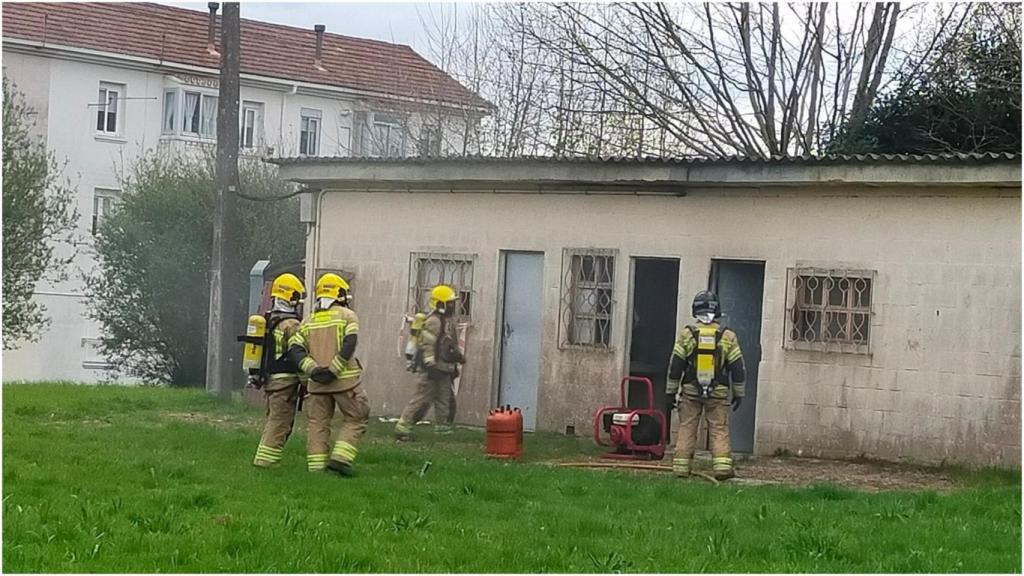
[159,1,446,57]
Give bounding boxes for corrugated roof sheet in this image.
[271,151,1021,166]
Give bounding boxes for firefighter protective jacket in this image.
[289,305,362,393]
[666,321,745,399]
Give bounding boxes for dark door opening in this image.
[709,259,765,454]
[628,258,680,438]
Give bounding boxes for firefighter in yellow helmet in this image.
[667,290,746,480]
[287,273,369,476]
[252,273,306,468]
[395,284,465,440]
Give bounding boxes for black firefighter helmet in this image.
[692,290,721,320]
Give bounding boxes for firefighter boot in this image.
[394,420,414,441]
[326,440,357,476]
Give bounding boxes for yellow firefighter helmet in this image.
[429,284,458,311]
[316,273,350,302]
[270,273,305,304]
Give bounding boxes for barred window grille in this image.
[408,252,475,321]
[560,249,616,348]
[785,268,874,353]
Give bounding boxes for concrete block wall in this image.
[313,185,1020,465]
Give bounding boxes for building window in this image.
[785,267,874,353]
[177,91,218,138]
[408,252,475,321]
[352,110,370,155]
[161,87,219,139]
[417,124,442,156]
[92,188,120,235]
[162,90,176,134]
[560,249,616,348]
[300,108,321,156]
[96,82,123,135]
[241,101,263,150]
[372,113,406,158]
[200,94,218,137]
[181,91,200,134]
[81,338,113,370]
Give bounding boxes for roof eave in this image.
[269,157,1022,190]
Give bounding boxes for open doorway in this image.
[628,258,680,437]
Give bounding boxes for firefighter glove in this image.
[731,396,743,412]
[310,366,335,384]
[666,393,678,410]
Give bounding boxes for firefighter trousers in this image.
[396,370,456,434]
[673,393,734,477]
[305,385,370,471]
[253,383,299,468]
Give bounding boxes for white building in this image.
[1,2,489,382]
[273,155,1021,465]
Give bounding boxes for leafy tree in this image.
[831,4,1021,155]
[2,76,78,350]
[86,153,303,385]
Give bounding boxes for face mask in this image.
[317,297,337,311]
[697,312,716,324]
[271,298,297,314]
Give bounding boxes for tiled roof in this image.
[1,2,489,109]
[271,151,1022,165]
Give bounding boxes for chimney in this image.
[314,24,326,71]
[207,2,220,55]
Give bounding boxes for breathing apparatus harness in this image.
[687,323,726,399]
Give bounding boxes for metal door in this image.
[498,252,544,430]
[711,260,765,453]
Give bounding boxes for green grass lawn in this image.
[2,383,1020,573]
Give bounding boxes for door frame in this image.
[623,255,682,377]
[492,250,545,412]
[707,257,766,292]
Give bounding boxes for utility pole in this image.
[206,1,240,400]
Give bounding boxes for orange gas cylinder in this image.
[511,407,524,453]
[485,405,522,459]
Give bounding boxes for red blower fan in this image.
[593,376,667,460]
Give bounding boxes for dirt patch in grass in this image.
[44,417,115,428]
[162,411,259,431]
[554,453,959,492]
[735,456,958,491]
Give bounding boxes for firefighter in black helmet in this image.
[666,290,746,480]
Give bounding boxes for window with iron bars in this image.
[785,267,874,353]
[407,253,475,321]
[560,249,616,348]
